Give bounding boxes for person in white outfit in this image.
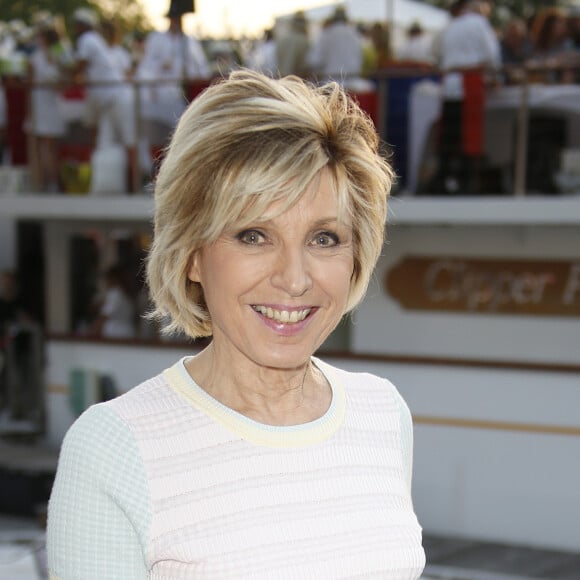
[135,0,210,176]
[71,8,138,191]
[101,19,132,79]
[92,265,136,339]
[246,28,277,76]
[308,6,364,88]
[136,0,209,127]
[27,18,70,191]
[397,22,435,64]
[276,11,310,78]
[431,0,500,194]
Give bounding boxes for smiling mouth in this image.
[252,305,312,323]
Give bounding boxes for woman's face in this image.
[188,168,354,371]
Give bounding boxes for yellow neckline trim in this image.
[163,356,346,448]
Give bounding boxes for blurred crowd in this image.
[0,1,578,194]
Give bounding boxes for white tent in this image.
[297,0,448,30]
[277,0,449,49]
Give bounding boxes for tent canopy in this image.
[281,0,449,32]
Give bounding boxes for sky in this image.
[142,0,334,38]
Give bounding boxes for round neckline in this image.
[163,355,346,448]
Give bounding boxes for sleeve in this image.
[480,18,501,68]
[47,404,151,580]
[392,388,414,494]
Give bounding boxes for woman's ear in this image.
[187,251,202,283]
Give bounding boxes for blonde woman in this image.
[47,70,425,579]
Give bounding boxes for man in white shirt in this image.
[136,0,209,127]
[432,0,500,194]
[135,0,210,176]
[308,6,364,89]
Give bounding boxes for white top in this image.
[100,286,135,338]
[275,29,310,77]
[28,46,66,136]
[397,35,435,64]
[308,22,363,82]
[138,30,210,82]
[76,30,125,105]
[47,357,425,579]
[247,39,277,76]
[440,12,501,98]
[136,30,210,124]
[107,44,132,78]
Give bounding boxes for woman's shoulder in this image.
[314,357,403,411]
[102,366,185,422]
[61,368,178,458]
[314,356,398,391]
[315,358,412,432]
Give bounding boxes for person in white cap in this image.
[71,7,138,190]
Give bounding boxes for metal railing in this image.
[3,63,580,197]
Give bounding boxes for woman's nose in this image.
[271,246,313,297]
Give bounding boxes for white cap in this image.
[73,8,99,28]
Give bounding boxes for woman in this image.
[528,7,575,82]
[27,19,70,191]
[47,70,425,579]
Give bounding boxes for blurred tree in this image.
[0,0,151,34]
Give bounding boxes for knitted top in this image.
[47,356,425,579]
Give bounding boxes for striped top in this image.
[47,356,425,579]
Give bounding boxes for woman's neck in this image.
[184,345,331,426]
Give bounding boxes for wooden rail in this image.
[413,415,580,437]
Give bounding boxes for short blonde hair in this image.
[147,70,393,338]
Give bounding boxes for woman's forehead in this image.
[233,169,351,228]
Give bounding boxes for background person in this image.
[528,7,575,82]
[308,6,364,88]
[275,10,310,77]
[135,0,209,179]
[397,21,434,64]
[90,264,136,339]
[47,70,425,578]
[246,28,277,76]
[431,0,500,195]
[26,17,70,192]
[101,18,132,79]
[70,8,138,191]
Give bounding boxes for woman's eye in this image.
[236,229,265,245]
[312,231,339,247]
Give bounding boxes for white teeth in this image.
[253,305,311,323]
